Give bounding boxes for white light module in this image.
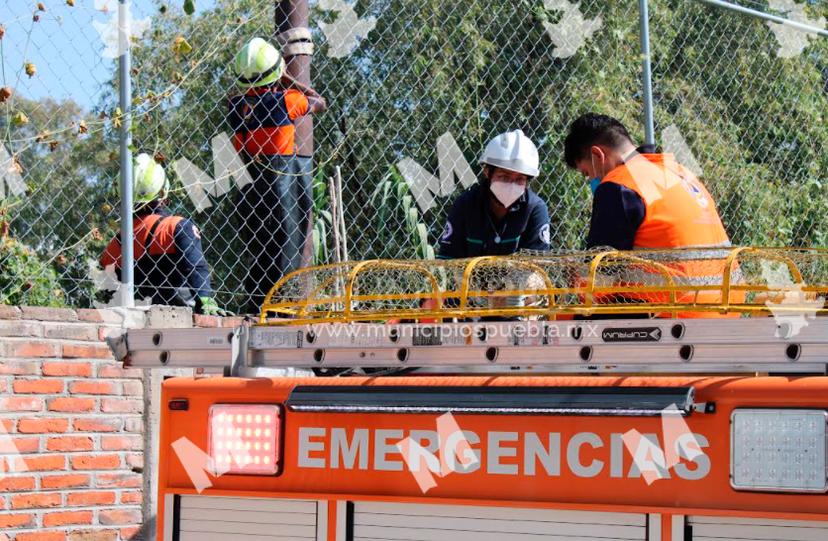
[731,409,827,492]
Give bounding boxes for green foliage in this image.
[369,165,434,260]
[0,234,66,307]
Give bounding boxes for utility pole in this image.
[276,0,315,156]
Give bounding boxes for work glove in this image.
[197,296,233,317]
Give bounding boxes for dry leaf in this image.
[153,152,167,164]
[37,3,46,11]
[91,226,104,241]
[12,112,29,126]
[172,36,193,56]
[24,62,36,77]
[112,107,123,128]
[0,87,11,103]
[78,120,88,134]
[12,156,23,175]
[66,0,75,6]
[33,14,40,22]
[0,25,5,40]
[48,140,59,152]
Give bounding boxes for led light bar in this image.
[208,404,282,475]
[731,408,828,493]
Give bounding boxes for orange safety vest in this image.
[100,214,185,269]
[599,153,740,318]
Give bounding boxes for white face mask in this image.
[490,181,525,208]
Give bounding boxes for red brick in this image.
[126,453,143,470]
[0,361,39,375]
[119,490,142,504]
[47,436,94,452]
[69,381,116,395]
[43,324,97,341]
[95,473,142,488]
[14,454,65,472]
[62,344,111,359]
[6,341,59,358]
[98,508,141,526]
[43,510,93,527]
[48,397,95,413]
[220,316,246,328]
[0,380,6,393]
[100,398,142,414]
[67,530,117,541]
[0,419,13,432]
[96,365,141,379]
[20,306,77,322]
[0,305,22,319]
[124,418,143,433]
[42,362,92,377]
[101,436,142,451]
[15,532,67,541]
[11,492,62,509]
[0,321,42,337]
[121,380,143,396]
[0,476,36,492]
[193,314,221,327]
[98,327,117,341]
[119,527,141,540]
[71,454,120,470]
[0,396,43,412]
[40,474,90,489]
[73,418,121,432]
[0,512,35,528]
[67,491,116,506]
[7,437,40,453]
[17,418,69,434]
[13,379,64,394]
[76,309,105,323]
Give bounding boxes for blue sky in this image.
[0,0,216,110]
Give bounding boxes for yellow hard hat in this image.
[133,153,168,204]
[234,37,285,88]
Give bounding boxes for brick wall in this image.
[0,306,144,541]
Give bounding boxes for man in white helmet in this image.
[100,154,229,315]
[228,37,327,310]
[437,130,552,259]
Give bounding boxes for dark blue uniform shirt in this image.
[586,182,646,250]
[437,184,552,258]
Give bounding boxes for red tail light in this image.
[208,404,282,475]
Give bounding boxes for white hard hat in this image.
[133,153,168,204]
[234,37,285,88]
[480,129,540,177]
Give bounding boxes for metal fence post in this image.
[638,0,656,147]
[118,0,135,307]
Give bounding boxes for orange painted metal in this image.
[156,375,828,541]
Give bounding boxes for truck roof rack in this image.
[108,246,828,376]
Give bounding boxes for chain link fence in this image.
[1,0,826,314]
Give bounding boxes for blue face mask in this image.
[589,177,601,194]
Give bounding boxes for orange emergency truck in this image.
[110,248,828,541]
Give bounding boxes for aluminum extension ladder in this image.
[109,317,828,376]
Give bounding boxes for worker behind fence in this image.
[437,130,551,312]
[563,113,739,317]
[228,37,327,312]
[437,129,551,259]
[100,154,230,316]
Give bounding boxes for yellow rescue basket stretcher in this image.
[260,247,828,324]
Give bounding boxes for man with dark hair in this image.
[563,113,736,318]
[563,112,729,251]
